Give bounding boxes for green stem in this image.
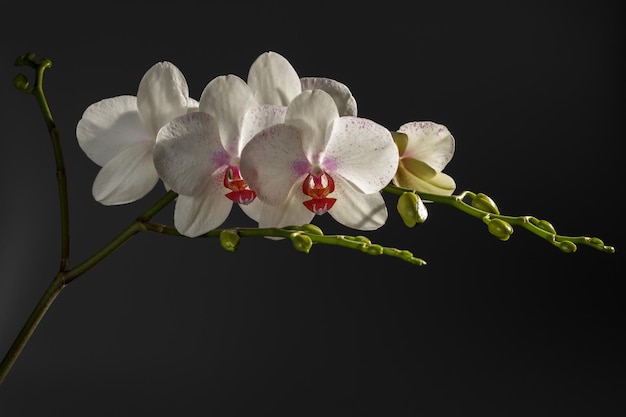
[383,185,615,253]
[142,222,426,265]
[0,191,178,384]
[18,55,71,271]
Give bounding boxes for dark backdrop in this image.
[1,2,623,416]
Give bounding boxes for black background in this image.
[0,2,623,415]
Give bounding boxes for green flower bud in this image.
[487,218,513,241]
[14,52,35,66]
[353,235,371,245]
[557,241,577,253]
[536,219,556,234]
[589,237,604,246]
[219,229,240,252]
[13,74,30,92]
[290,232,313,254]
[364,244,384,256]
[397,192,428,228]
[471,193,500,215]
[299,223,324,236]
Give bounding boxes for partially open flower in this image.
[392,121,456,195]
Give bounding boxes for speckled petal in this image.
[239,104,287,152]
[240,124,307,206]
[397,121,455,172]
[325,117,399,194]
[153,112,225,196]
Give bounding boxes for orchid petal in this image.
[397,121,455,172]
[238,198,264,223]
[173,172,233,237]
[325,117,399,194]
[257,184,314,228]
[187,97,200,113]
[240,124,308,206]
[328,176,388,230]
[199,75,258,156]
[398,158,437,180]
[247,51,301,106]
[394,167,456,195]
[300,77,357,117]
[286,90,339,162]
[153,112,225,196]
[76,96,150,167]
[239,104,287,151]
[137,61,190,137]
[92,141,159,205]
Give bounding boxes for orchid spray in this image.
[0,51,615,385]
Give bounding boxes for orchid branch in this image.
[384,185,615,254]
[0,190,177,384]
[141,222,426,266]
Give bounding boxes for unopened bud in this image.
[364,244,384,256]
[557,241,577,253]
[299,223,324,236]
[487,218,513,241]
[471,193,500,215]
[13,74,30,92]
[219,229,240,252]
[536,219,556,234]
[290,232,313,254]
[397,192,428,227]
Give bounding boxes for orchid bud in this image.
[13,74,30,92]
[353,236,371,245]
[299,223,324,236]
[14,52,35,66]
[290,232,313,254]
[219,229,240,252]
[557,241,577,253]
[487,218,513,241]
[589,237,604,246]
[397,192,428,228]
[536,219,557,234]
[471,193,500,215]
[364,244,384,256]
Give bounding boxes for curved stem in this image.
[25,56,71,271]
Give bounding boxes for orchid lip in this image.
[224,165,256,204]
[302,172,336,214]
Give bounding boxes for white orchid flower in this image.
[392,121,456,195]
[152,51,357,237]
[240,89,399,231]
[76,61,197,205]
